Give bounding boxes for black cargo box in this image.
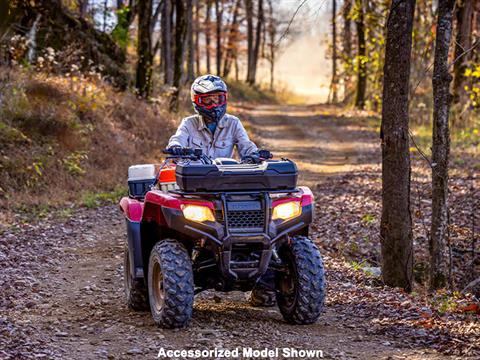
[175,160,297,192]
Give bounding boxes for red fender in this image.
[119,197,144,222]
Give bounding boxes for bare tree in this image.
[452,0,474,103]
[380,0,416,292]
[136,0,154,97]
[430,0,456,290]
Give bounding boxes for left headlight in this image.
[272,201,301,221]
[181,204,215,222]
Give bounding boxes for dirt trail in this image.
[1,104,450,360]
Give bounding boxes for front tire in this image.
[148,239,194,328]
[275,236,326,324]
[124,244,149,311]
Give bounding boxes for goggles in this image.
[193,92,227,109]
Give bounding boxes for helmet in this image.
[191,74,228,122]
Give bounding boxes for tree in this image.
[354,0,366,109]
[249,0,264,85]
[265,0,276,91]
[330,0,338,103]
[162,0,173,84]
[195,0,201,75]
[206,0,212,73]
[170,0,187,111]
[452,0,474,103]
[342,0,352,101]
[77,0,89,17]
[245,0,254,83]
[380,0,416,292]
[136,0,153,97]
[215,0,223,75]
[222,0,241,78]
[187,0,195,81]
[430,0,456,290]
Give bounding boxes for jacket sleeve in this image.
[234,118,258,158]
[167,118,190,148]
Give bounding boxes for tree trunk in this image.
[187,0,195,81]
[249,0,264,85]
[342,0,352,101]
[380,0,416,292]
[150,0,163,34]
[162,0,173,84]
[222,0,241,78]
[78,0,89,17]
[136,0,153,98]
[215,0,223,75]
[452,0,473,103]
[245,0,254,83]
[267,0,275,91]
[430,0,455,290]
[170,0,187,111]
[354,0,366,109]
[330,0,338,103]
[206,0,212,73]
[195,0,201,75]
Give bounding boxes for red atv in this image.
[119,148,325,328]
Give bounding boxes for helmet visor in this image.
[193,92,227,109]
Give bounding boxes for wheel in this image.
[248,270,276,307]
[275,236,326,324]
[124,244,149,310]
[148,239,194,328]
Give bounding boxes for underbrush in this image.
[0,66,176,217]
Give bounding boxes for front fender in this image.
[119,197,144,222]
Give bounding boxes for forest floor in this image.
[1,103,478,360]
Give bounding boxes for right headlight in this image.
[272,201,301,221]
[181,204,215,222]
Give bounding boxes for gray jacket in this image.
[167,114,258,159]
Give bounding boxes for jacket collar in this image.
[197,114,227,131]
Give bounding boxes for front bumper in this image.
[161,203,313,280]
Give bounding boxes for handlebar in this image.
[163,147,273,165]
[162,147,203,157]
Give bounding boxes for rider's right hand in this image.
[165,146,184,155]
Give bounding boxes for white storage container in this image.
[128,164,156,198]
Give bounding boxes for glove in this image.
[258,149,273,160]
[166,146,184,156]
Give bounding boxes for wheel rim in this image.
[151,260,165,312]
[278,250,297,310]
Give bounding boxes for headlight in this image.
[181,204,215,222]
[272,201,301,221]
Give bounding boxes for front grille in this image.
[226,210,265,228]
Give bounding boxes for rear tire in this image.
[148,239,194,328]
[124,244,149,311]
[275,236,326,324]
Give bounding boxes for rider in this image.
[166,74,275,306]
[167,74,258,160]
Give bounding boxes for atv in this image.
[119,148,325,328]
